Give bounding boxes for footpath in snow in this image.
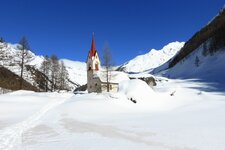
[0,91,73,149]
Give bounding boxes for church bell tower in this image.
[86,33,101,93]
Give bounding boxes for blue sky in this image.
[0,0,224,64]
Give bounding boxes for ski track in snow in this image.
[61,118,196,150]
[0,97,70,150]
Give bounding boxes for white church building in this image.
[86,34,129,93]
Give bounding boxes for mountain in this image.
[0,43,45,91]
[0,42,86,91]
[61,59,87,86]
[117,41,184,73]
[152,7,225,91]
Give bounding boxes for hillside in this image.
[0,66,38,92]
[152,7,225,91]
[117,42,184,73]
[169,8,225,68]
[61,59,87,86]
[0,42,87,91]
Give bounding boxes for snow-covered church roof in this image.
[96,71,129,84]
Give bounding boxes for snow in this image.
[160,42,225,91]
[128,72,155,78]
[0,78,225,150]
[97,71,130,83]
[118,79,155,102]
[61,59,87,85]
[0,43,45,86]
[0,91,73,149]
[119,41,184,73]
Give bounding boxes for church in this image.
[86,33,128,93]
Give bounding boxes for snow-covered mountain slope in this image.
[158,44,225,91]
[0,42,87,90]
[61,59,87,86]
[0,43,44,86]
[153,8,225,91]
[118,41,184,73]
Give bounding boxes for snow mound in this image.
[119,79,154,102]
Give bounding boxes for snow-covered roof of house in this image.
[128,73,155,79]
[96,71,129,84]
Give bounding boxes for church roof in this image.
[89,33,97,58]
[95,71,130,84]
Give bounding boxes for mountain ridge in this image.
[0,42,86,91]
[117,41,184,73]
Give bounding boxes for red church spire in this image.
[89,32,97,58]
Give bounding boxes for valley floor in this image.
[0,78,225,150]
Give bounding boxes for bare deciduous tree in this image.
[0,37,6,64]
[40,55,70,92]
[59,61,69,90]
[102,42,113,92]
[50,55,60,91]
[40,55,51,91]
[17,36,32,89]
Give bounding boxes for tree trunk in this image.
[20,52,24,89]
[106,67,109,92]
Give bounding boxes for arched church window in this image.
[88,64,91,71]
[95,63,99,71]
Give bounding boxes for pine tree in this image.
[195,56,200,67]
[202,42,208,56]
[0,37,5,43]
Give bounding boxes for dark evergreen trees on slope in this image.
[169,8,225,68]
[195,56,200,67]
[17,36,33,89]
[0,37,5,43]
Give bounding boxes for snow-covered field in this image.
[0,78,225,150]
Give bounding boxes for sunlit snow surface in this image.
[61,59,87,86]
[0,78,225,150]
[120,41,184,73]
